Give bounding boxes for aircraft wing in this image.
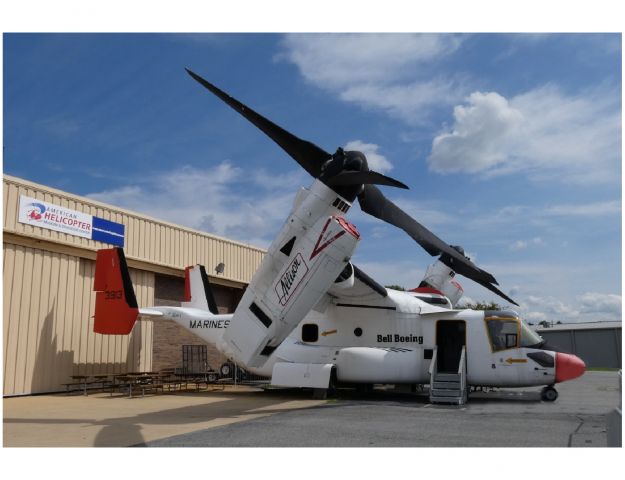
[352,265,388,298]
[323,264,388,304]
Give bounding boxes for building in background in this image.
[536,322,622,369]
[3,174,265,396]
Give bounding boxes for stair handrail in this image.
[428,346,438,378]
[428,347,438,400]
[457,345,467,399]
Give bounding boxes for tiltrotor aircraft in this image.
[92,69,585,404]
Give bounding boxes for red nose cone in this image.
[555,352,586,383]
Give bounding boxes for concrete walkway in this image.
[3,386,326,447]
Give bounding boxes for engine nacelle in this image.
[420,260,464,307]
[335,347,422,383]
[222,180,360,369]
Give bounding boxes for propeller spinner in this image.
[185,68,518,306]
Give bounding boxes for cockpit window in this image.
[520,321,543,347]
[486,319,519,351]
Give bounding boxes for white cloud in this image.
[468,200,620,233]
[430,92,524,173]
[578,292,622,316]
[280,33,463,89]
[509,237,544,251]
[87,163,306,248]
[338,78,462,124]
[344,140,393,173]
[278,33,465,123]
[543,201,621,217]
[355,260,427,291]
[428,85,621,184]
[516,292,622,323]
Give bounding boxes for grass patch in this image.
[586,367,620,372]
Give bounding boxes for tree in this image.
[459,301,502,311]
[385,284,406,291]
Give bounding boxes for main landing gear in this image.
[541,385,558,402]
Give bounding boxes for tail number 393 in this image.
[105,290,123,300]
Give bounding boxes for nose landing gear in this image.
[541,385,558,402]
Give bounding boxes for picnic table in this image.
[110,373,165,398]
[66,370,227,398]
[62,375,112,395]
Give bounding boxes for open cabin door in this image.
[436,320,466,373]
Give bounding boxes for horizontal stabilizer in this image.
[93,248,139,335]
[139,308,164,317]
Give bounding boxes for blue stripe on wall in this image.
[92,229,125,247]
[93,216,125,236]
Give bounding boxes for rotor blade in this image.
[478,281,519,307]
[326,171,409,189]
[358,185,518,306]
[185,68,331,178]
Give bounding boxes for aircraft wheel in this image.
[207,372,218,383]
[220,362,232,377]
[541,386,558,402]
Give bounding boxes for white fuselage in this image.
[150,287,556,388]
[141,179,561,390]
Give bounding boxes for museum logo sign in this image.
[18,195,125,247]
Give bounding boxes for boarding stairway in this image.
[428,346,468,405]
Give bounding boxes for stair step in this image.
[431,389,462,397]
[431,396,464,405]
[434,373,460,381]
[433,381,460,389]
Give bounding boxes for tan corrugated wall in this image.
[3,175,265,395]
[3,244,154,395]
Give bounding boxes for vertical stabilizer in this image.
[93,248,139,334]
[182,265,219,314]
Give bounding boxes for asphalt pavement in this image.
[141,371,620,447]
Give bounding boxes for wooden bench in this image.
[108,376,165,398]
[187,377,226,392]
[133,382,164,397]
[61,380,102,396]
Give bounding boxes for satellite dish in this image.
[215,262,225,275]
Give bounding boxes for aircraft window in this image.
[302,324,319,342]
[520,321,543,347]
[486,319,519,352]
[354,327,363,337]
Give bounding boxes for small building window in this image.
[302,324,319,342]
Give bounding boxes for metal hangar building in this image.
[3,174,265,396]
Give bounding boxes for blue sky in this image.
[3,32,622,323]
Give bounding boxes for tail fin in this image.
[93,248,139,334]
[182,265,219,314]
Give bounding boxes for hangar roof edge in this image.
[535,321,622,332]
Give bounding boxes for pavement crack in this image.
[567,415,585,447]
